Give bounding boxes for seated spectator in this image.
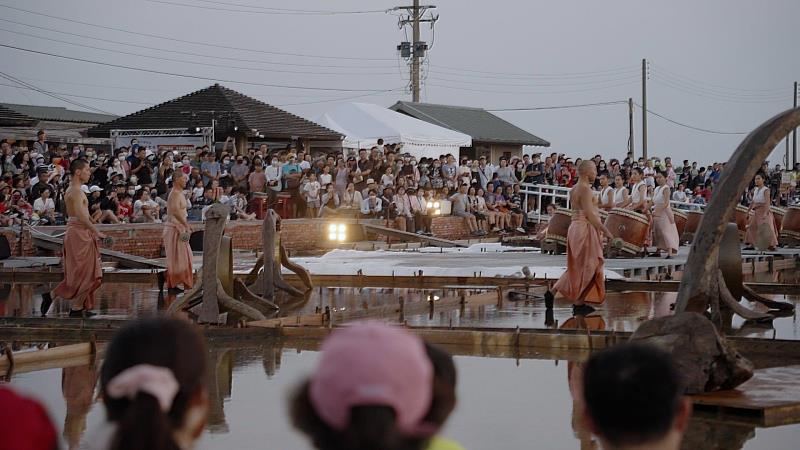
[8,189,32,221]
[393,185,414,232]
[503,185,525,233]
[319,183,340,217]
[0,385,58,450]
[469,186,489,234]
[289,322,443,450]
[227,188,256,220]
[450,183,483,236]
[32,187,56,224]
[360,189,382,217]
[582,343,691,450]
[340,182,363,210]
[409,187,432,235]
[116,193,133,223]
[88,318,208,450]
[133,189,161,223]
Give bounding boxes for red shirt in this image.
[117,202,132,219]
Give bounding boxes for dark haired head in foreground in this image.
[100,318,208,450]
[582,343,691,450]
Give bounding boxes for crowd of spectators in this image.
[1,130,798,233]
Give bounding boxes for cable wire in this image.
[0,43,400,93]
[488,100,628,112]
[146,0,388,15]
[632,102,748,135]
[0,71,115,114]
[0,3,394,61]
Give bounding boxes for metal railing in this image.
[519,182,708,223]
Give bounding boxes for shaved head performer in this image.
[163,170,193,292]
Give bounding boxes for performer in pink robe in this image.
[164,170,193,291]
[745,174,778,251]
[652,172,680,258]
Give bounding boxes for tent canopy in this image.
[315,102,471,159]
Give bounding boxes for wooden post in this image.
[262,210,278,300]
[199,203,230,323]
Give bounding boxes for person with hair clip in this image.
[84,318,208,450]
[422,343,465,450]
[290,321,446,450]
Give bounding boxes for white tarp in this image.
[314,102,471,160]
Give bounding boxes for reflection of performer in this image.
[563,315,605,450]
[62,362,99,450]
[163,170,193,292]
[745,174,778,251]
[652,172,680,258]
[42,159,105,318]
[547,161,613,316]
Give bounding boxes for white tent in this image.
[314,102,471,159]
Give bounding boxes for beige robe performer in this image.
[553,212,606,304]
[53,218,102,310]
[163,222,193,289]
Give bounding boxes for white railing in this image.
[519,182,707,223]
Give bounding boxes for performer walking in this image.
[41,159,105,318]
[163,170,194,292]
[652,172,680,258]
[745,174,778,251]
[546,161,613,316]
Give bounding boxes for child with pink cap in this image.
[290,321,462,450]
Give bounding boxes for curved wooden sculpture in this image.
[167,203,274,323]
[675,108,800,322]
[244,209,313,304]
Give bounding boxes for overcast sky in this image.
[0,0,798,165]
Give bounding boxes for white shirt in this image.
[653,185,669,207]
[672,190,687,203]
[613,187,627,206]
[319,173,332,186]
[631,181,646,205]
[752,186,768,204]
[33,197,54,213]
[265,165,282,192]
[600,186,613,207]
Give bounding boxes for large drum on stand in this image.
[780,206,800,246]
[598,209,609,223]
[685,209,703,237]
[673,209,688,243]
[771,206,786,234]
[544,208,573,253]
[605,208,650,256]
[733,205,750,240]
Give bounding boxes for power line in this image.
[184,0,388,14]
[428,63,640,79]
[632,102,748,135]
[651,78,787,104]
[0,3,394,61]
[426,73,640,88]
[0,81,154,104]
[0,18,398,71]
[427,79,639,95]
[426,65,639,81]
[276,87,407,107]
[0,43,399,93]
[0,27,403,78]
[488,100,628,112]
[650,62,786,94]
[0,71,115,114]
[146,0,388,15]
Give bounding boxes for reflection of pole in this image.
[793,81,797,166]
[206,348,233,433]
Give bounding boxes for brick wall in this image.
[431,216,473,240]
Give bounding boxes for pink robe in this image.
[53,219,102,309]
[745,204,778,249]
[553,212,605,304]
[163,222,194,289]
[652,205,680,253]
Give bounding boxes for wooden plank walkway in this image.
[32,233,166,269]
[362,223,468,248]
[691,365,800,426]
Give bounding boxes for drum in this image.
[771,206,786,233]
[605,208,650,254]
[685,210,703,236]
[733,205,750,238]
[544,208,573,246]
[673,209,687,239]
[598,209,609,223]
[780,206,800,242]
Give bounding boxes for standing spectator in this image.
[303,172,322,218]
[318,164,333,187]
[130,148,153,186]
[495,157,517,186]
[231,155,249,190]
[475,156,493,189]
[333,159,349,199]
[355,149,374,193]
[264,157,281,194]
[33,129,48,156]
[200,152,220,186]
[249,162,268,195]
[441,154,458,190]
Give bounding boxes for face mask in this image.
[272,160,278,166]
[223,159,230,164]
[118,156,125,162]
[114,161,120,167]
[183,159,190,164]
[411,161,417,166]
[128,189,135,196]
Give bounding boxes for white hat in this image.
[80,185,91,194]
[89,185,102,193]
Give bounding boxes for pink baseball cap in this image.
[309,322,435,436]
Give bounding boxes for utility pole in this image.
[628,97,635,159]
[395,3,437,103]
[641,58,648,160]
[412,0,420,102]
[794,81,797,166]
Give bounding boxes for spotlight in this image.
[327,223,347,242]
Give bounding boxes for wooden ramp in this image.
[691,365,800,426]
[32,233,166,270]
[362,223,468,248]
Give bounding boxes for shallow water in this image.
[8,342,800,450]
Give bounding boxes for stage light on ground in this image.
[327,223,347,242]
